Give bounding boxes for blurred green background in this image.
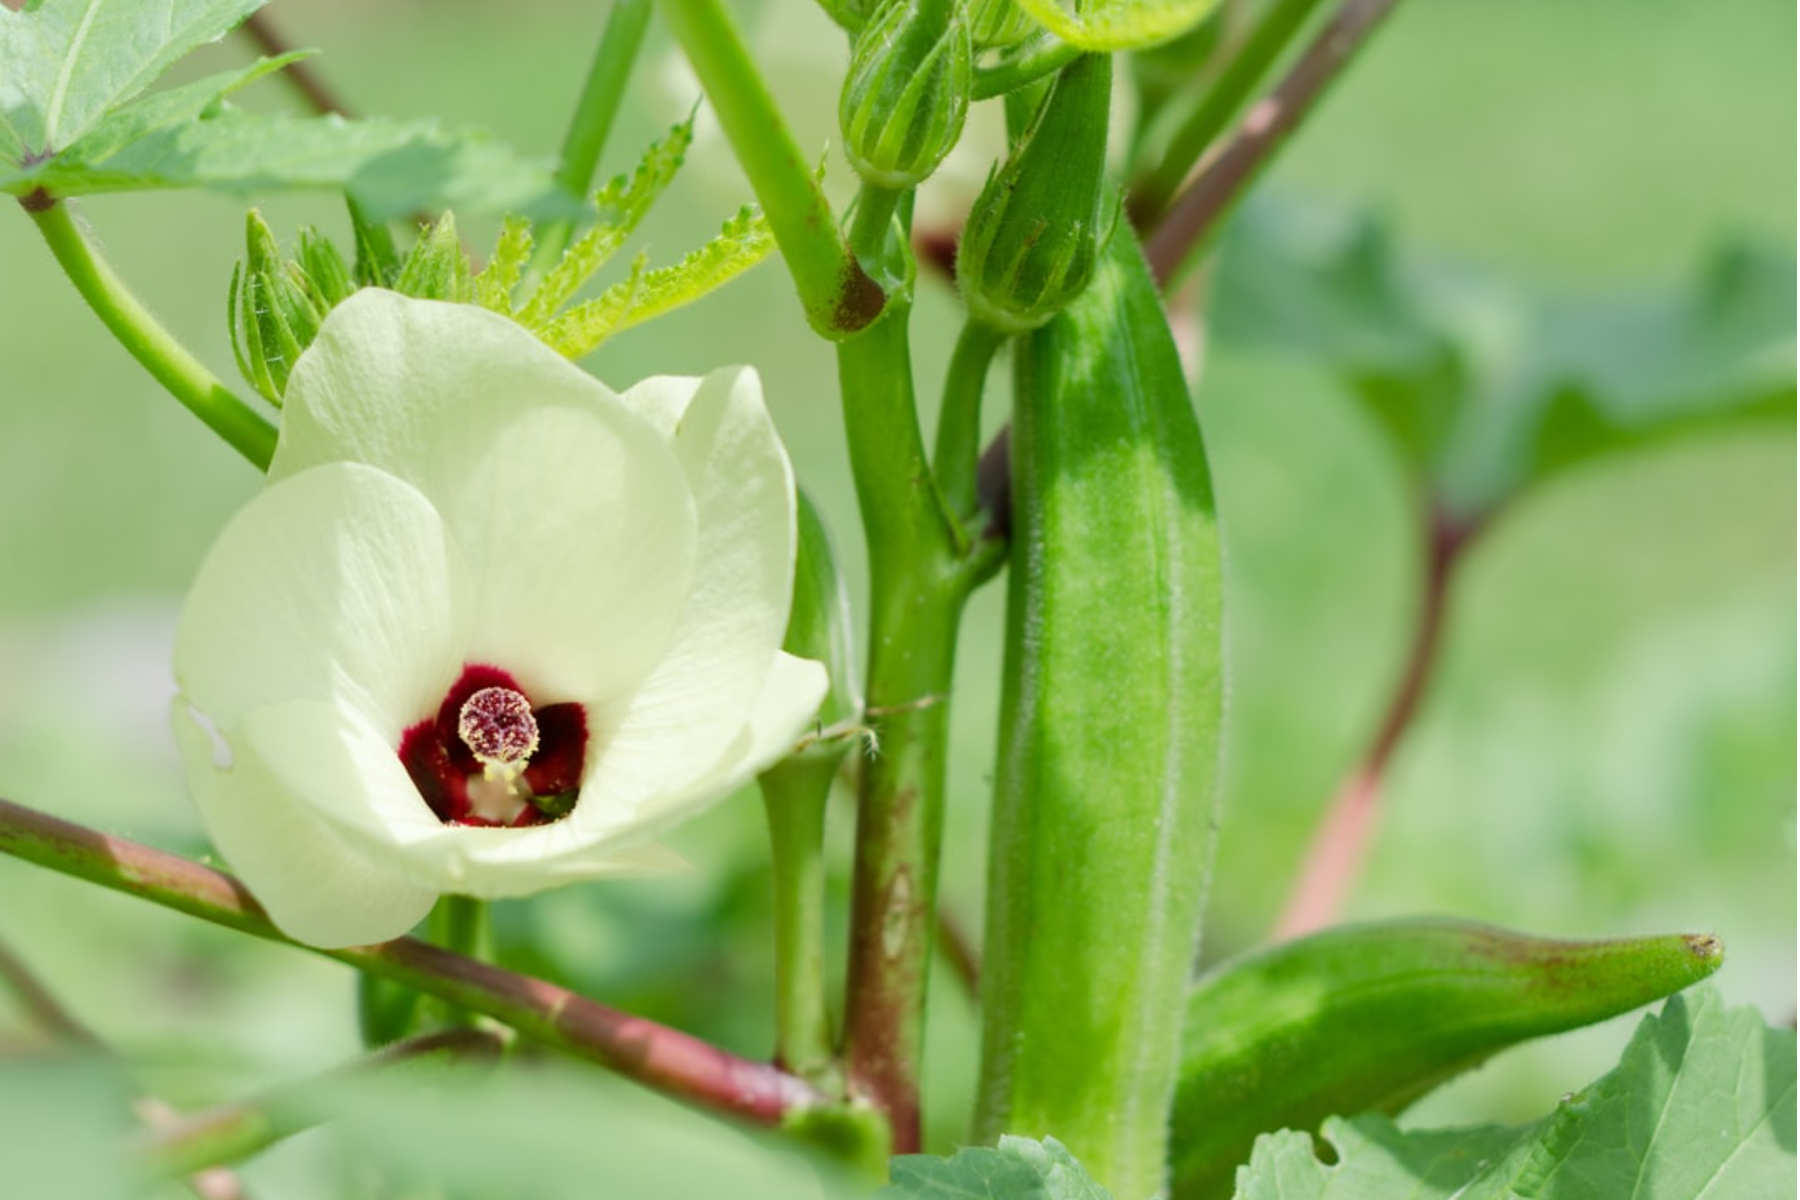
[0,0,1792,1192]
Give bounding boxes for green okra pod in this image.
[974,225,1225,1200]
[1170,918,1726,1199]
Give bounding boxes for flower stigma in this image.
[458,686,540,778]
[398,665,588,828]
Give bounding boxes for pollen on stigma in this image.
[398,664,588,828]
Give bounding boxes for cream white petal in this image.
[174,463,472,743]
[588,368,799,800]
[575,650,828,843]
[173,702,437,948]
[273,290,698,705]
[241,701,693,899]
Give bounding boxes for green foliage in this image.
[517,119,693,325]
[1170,920,1725,1199]
[1211,199,1797,519]
[979,228,1223,1199]
[882,1137,1116,1200]
[1012,0,1220,52]
[0,0,268,161]
[535,206,777,358]
[7,108,582,220]
[1236,987,1795,1200]
[0,1,576,220]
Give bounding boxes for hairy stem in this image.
[1273,506,1478,938]
[26,202,276,470]
[657,0,885,338]
[0,798,822,1125]
[1144,0,1404,286]
[835,305,966,1152]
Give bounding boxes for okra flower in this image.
[172,290,827,948]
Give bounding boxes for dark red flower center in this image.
[397,664,588,827]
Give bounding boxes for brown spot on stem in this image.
[833,260,887,334]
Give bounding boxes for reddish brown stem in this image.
[1144,0,1403,286]
[240,13,352,118]
[0,797,822,1126]
[1273,506,1479,938]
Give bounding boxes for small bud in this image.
[957,52,1114,333]
[814,0,885,35]
[392,212,473,303]
[840,0,973,190]
[968,0,1037,49]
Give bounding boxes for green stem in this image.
[835,305,968,1152]
[759,754,843,1091]
[555,0,652,202]
[847,185,905,270]
[133,1029,502,1185]
[972,34,1081,100]
[432,895,489,960]
[26,201,276,470]
[427,895,490,1028]
[657,0,885,338]
[1131,0,1329,226]
[932,320,1004,525]
[533,0,653,266]
[0,797,823,1126]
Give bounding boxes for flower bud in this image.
[968,0,1037,49]
[839,0,973,189]
[813,0,884,34]
[956,52,1114,333]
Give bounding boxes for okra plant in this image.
[0,0,1792,1198]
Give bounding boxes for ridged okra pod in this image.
[974,227,1225,1200]
[1170,919,1726,1199]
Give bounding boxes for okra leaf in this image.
[1012,0,1220,51]
[1211,199,1796,520]
[881,1137,1116,1200]
[5,106,582,220]
[0,0,266,164]
[1235,986,1796,1200]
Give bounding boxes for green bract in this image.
[173,290,827,947]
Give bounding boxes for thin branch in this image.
[0,931,101,1047]
[1144,0,1403,286]
[1272,506,1481,938]
[0,932,250,1199]
[0,798,823,1126]
[935,906,980,998]
[240,13,351,118]
[132,1029,502,1184]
